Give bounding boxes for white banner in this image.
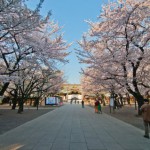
[110,98,114,107]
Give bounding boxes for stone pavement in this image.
[0,104,150,150]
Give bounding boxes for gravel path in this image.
[101,104,144,130]
[0,105,55,135]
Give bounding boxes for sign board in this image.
[110,98,114,107]
[45,97,56,105]
[45,97,60,105]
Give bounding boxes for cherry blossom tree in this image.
[77,0,150,113]
[0,0,47,95]
[0,0,69,100]
[7,61,65,112]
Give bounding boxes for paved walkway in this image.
[0,104,150,150]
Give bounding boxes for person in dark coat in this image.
[140,99,150,139]
[81,100,84,108]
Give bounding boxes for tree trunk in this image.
[36,98,39,110]
[11,89,18,110]
[0,82,9,96]
[133,94,144,115]
[101,94,106,106]
[102,99,106,106]
[18,98,24,113]
[119,94,123,107]
[12,98,17,110]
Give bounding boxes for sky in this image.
[26,0,109,84]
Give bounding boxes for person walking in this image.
[98,100,102,114]
[140,99,150,139]
[81,100,84,108]
[95,99,99,113]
